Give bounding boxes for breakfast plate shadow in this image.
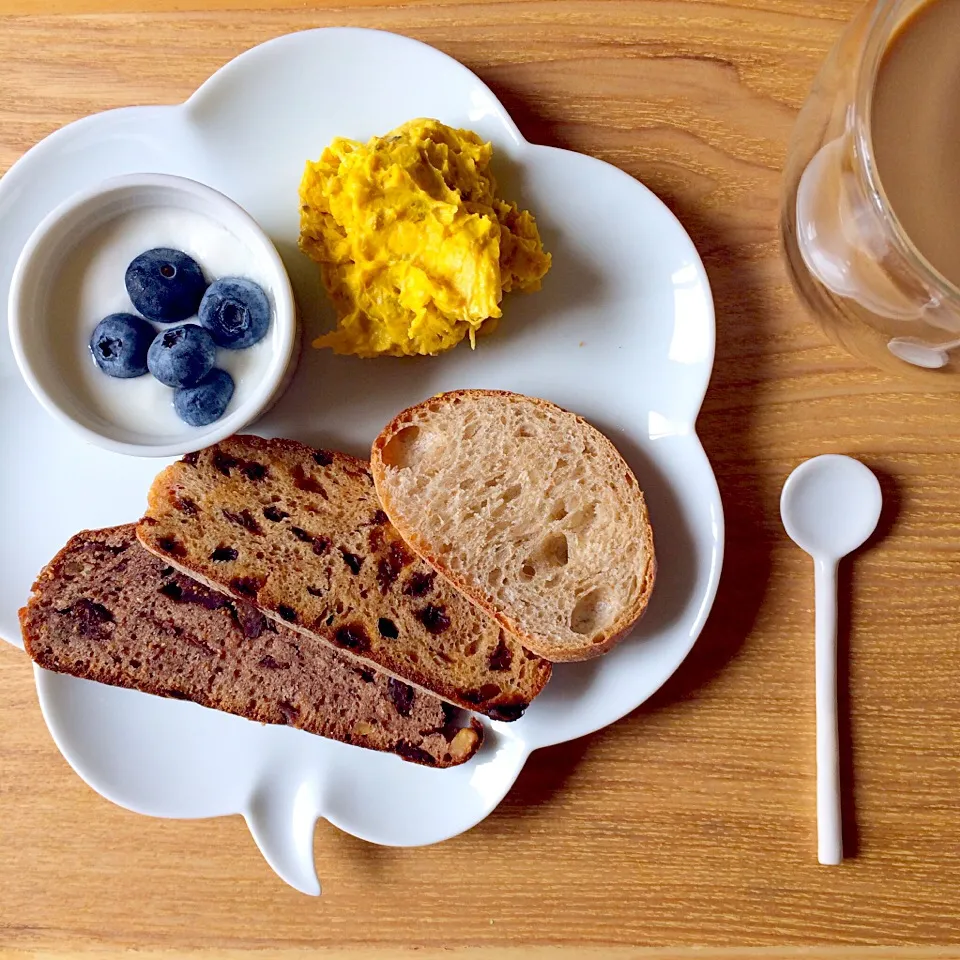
[0,27,723,895]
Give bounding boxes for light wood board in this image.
[2,1,960,956]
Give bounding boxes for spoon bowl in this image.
[781,454,882,561]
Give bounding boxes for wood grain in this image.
[3,1,960,956]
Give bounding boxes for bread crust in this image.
[371,390,656,661]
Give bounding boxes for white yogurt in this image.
[48,205,278,437]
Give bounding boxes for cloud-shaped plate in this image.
[0,28,723,895]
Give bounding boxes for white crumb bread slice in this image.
[371,390,656,661]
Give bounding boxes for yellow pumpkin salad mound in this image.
[298,118,551,358]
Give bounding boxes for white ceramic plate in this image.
[0,28,722,895]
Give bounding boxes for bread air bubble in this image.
[570,587,613,636]
[380,425,422,469]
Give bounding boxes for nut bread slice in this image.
[371,390,656,661]
[136,436,550,720]
[20,525,481,767]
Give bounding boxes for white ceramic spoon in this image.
[780,455,882,865]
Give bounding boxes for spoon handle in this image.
[814,557,842,865]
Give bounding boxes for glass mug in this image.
[781,0,960,380]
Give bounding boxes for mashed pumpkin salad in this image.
[298,118,551,358]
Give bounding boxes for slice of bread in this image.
[20,525,482,767]
[371,390,656,661]
[136,436,551,720]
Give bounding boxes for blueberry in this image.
[89,313,154,378]
[147,323,217,387]
[199,277,271,349]
[125,248,207,323]
[174,368,234,426]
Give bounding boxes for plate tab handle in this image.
[245,770,324,895]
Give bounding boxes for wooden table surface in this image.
[3,0,960,956]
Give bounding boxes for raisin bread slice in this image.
[136,437,551,720]
[20,525,482,768]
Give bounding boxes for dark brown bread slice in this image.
[136,436,551,720]
[20,525,482,768]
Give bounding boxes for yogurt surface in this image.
[49,205,277,438]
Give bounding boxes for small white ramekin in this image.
[8,173,299,458]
